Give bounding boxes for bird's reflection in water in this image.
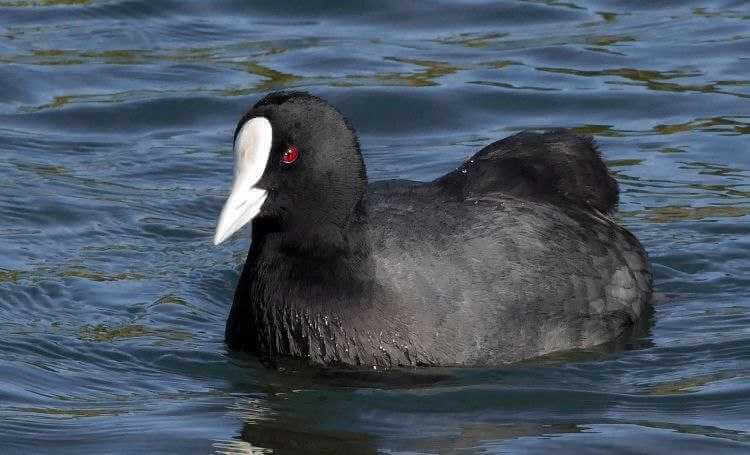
[216,310,653,454]
[216,364,451,454]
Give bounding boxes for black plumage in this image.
[220,91,653,367]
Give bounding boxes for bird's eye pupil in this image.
[281,145,299,164]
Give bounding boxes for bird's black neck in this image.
[251,195,370,263]
[225,196,386,365]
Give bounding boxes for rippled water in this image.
[1,0,748,453]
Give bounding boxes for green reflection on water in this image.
[693,7,750,20]
[62,266,144,282]
[244,62,303,91]
[655,117,750,135]
[10,407,125,418]
[645,371,741,395]
[0,265,145,283]
[571,124,623,137]
[607,159,644,167]
[538,66,749,98]
[0,0,89,6]
[14,161,69,177]
[468,80,558,91]
[435,32,509,49]
[524,0,585,10]
[596,11,621,23]
[0,268,22,283]
[585,35,635,46]
[79,324,191,342]
[378,57,461,87]
[642,205,749,222]
[538,66,703,82]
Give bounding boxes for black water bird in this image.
[214,91,653,367]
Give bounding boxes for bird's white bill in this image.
[213,188,267,245]
[213,117,272,245]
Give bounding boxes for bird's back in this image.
[435,129,619,214]
[366,130,652,365]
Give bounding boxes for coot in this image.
[214,91,652,367]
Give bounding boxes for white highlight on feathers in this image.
[213,117,272,245]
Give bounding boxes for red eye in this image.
[281,145,299,164]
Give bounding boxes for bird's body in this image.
[216,92,652,368]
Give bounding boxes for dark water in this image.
[1,0,749,453]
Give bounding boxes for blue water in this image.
[1,1,748,453]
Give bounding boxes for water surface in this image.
[1,1,749,453]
